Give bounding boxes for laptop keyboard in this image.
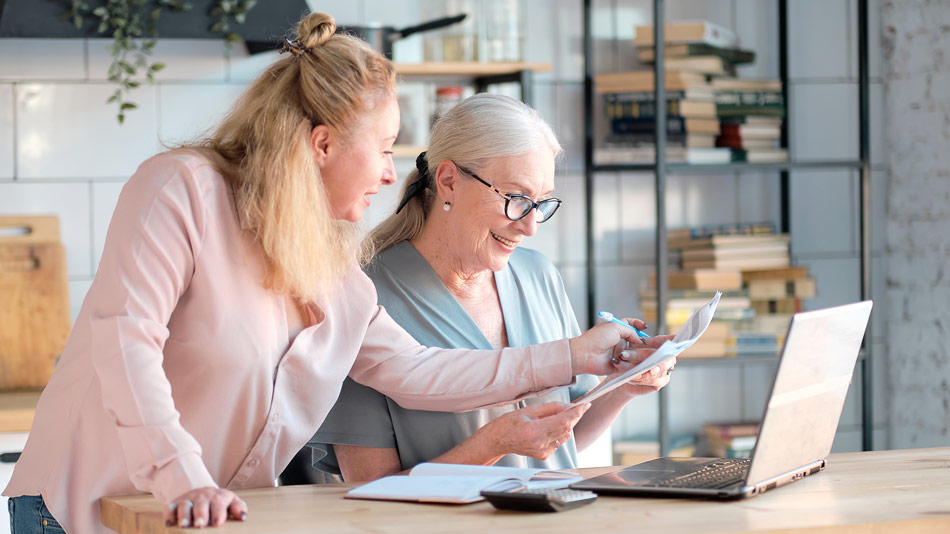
[651,458,751,489]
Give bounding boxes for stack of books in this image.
[641,269,748,359]
[701,421,760,458]
[712,78,787,163]
[668,227,790,272]
[595,70,728,164]
[731,265,818,351]
[594,19,788,166]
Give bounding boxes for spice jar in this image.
[431,86,464,127]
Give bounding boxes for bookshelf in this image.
[581,0,873,455]
[391,61,550,157]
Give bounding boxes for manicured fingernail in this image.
[179,519,190,528]
[195,517,206,528]
[240,512,247,521]
[165,519,173,527]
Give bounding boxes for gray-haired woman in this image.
[311,94,675,483]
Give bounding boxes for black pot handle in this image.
[395,14,467,40]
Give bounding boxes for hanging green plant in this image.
[58,0,257,124]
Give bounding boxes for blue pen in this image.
[597,311,650,340]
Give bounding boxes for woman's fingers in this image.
[166,487,246,528]
[177,499,194,528]
[228,497,248,522]
[192,497,211,528]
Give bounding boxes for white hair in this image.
[370,93,562,252]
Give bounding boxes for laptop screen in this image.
[745,301,873,485]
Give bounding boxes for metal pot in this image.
[339,14,467,59]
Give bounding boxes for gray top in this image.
[310,241,597,476]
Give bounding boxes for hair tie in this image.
[280,38,312,57]
[395,152,431,214]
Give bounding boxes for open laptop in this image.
[571,300,873,500]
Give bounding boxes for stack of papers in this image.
[572,291,722,405]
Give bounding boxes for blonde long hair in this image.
[370,93,562,253]
[187,12,395,301]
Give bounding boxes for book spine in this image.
[605,96,682,119]
[611,116,688,135]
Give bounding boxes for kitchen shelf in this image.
[394,62,551,77]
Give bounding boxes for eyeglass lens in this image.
[507,196,560,222]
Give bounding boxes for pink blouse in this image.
[3,151,573,534]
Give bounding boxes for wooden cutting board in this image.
[0,216,71,391]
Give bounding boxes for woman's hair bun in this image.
[297,12,337,49]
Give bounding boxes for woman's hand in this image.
[569,321,658,376]
[164,487,247,529]
[474,402,590,460]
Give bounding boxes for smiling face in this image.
[445,148,557,273]
[317,95,400,222]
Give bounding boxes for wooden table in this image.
[101,447,950,534]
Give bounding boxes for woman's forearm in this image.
[427,424,506,466]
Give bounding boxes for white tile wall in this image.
[592,172,621,262]
[92,181,124,272]
[788,83,859,161]
[68,279,93,323]
[87,39,229,82]
[157,83,246,145]
[787,0,851,79]
[226,49,281,82]
[734,0,780,79]
[556,83,585,173]
[736,173,781,224]
[555,173,587,265]
[619,172,657,264]
[789,169,856,255]
[0,182,92,277]
[0,39,86,81]
[16,83,161,179]
[668,366,743,436]
[0,85,13,179]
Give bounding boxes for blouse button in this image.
[271,413,279,423]
[248,458,259,467]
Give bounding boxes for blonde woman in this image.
[311,94,674,482]
[2,14,645,534]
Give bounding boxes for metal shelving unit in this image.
[582,0,873,455]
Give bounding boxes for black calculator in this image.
[480,487,598,512]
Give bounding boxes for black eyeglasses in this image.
[455,164,561,223]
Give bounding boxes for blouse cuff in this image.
[150,451,218,503]
[528,337,574,392]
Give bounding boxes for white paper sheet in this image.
[571,291,722,406]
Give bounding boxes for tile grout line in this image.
[11,81,18,181]
[89,179,96,276]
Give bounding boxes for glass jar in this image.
[421,0,479,62]
[481,0,523,62]
[431,86,464,128]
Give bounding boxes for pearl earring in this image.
[443,202,451,212]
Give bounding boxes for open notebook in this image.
[344,462,583,504]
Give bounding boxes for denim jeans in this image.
[8,495,65,534]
